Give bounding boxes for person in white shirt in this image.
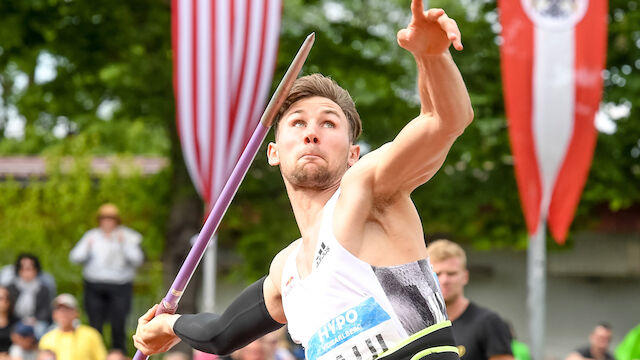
[69,203,144,352]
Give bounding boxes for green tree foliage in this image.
[0,155,169,295]
[0,0,638,283]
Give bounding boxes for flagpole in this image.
[528,218,546,360]
[202,235,216,312]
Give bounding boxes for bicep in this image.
[372,114,460,195]
[265,244,297,324]
[263,275,286,324]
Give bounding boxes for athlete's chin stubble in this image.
[287,164,334,189]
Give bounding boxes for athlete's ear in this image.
[267,142,280,166]
[347,144,360,167]
[463,269,469,286]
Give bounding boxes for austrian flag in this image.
[498,0,608,243]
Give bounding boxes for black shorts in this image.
[378,321,459,360]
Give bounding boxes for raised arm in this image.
[368,1,473,196]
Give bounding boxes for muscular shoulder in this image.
[341,143,412,208]
[341,144,388,189]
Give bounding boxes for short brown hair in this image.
[426,239,467,268]
[274,74,362,142]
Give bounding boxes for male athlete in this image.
[134,1,473,359]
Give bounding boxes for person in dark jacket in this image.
[7,254,51,338]
[0,285,18,355]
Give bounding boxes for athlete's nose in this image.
[304,130,319,144]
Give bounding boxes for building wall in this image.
[465,247,640,360]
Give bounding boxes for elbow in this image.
[196,338,236,356]
[451,104,474,137]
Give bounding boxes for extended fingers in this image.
[138,304,159,325]
[437,13,463,50]
[424,8,446,22]
[410,0,425,19]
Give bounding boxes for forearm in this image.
[122,244,144,266]
[415,51,473,134]
[172,276,283,355]
[69,241,90,263]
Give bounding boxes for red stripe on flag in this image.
[229,1,252,142]
[229,0,235,101]
[191,0,207,201]
[499,0,542,235]
[206,0,218,205]
[547,1,608,243]
[245,0,270,144]
[172,0,181,140]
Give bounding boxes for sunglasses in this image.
[98,215,119,220]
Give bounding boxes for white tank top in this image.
[281,189,448,360]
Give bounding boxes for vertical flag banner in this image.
[499,0,608,243]
[172,0,282,209]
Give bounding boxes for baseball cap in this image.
[52,293,78,310]
[13,322,35,338]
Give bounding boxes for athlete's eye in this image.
[322,121,335,128]
[292,120,305,127]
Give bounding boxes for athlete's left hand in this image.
[397,0,463,55]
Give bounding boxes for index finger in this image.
[139,304,159,324]
[438,15,463,50]
[411,0,424,18]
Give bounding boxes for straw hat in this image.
[97,203,121,222]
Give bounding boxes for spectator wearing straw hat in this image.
[39,293,106,360]
[69,203,144,352]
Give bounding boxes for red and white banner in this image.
[499,0,607,243]
[172,0,282,208]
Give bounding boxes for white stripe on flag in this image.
[227,1,264,169]
[532,27,575,216]
[177,0,203,196]
[250,0,281,133]
[197,0,212,188]
[230,0,246,100]
[213,0,231,202]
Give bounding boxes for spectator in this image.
[9,322,38,360]
[263,329,295,360]
[193,349,220,360]
[233,339,266,360]
[566,323,614,360]
[35,350,55,360]
[426,239,513,360]
[69,203,144,352]
[0,266,56,305]
[6,254,51,338]
[105,348,129,360]
[38,293,106,360]
[0,286,18,355]
[163,351,190,360]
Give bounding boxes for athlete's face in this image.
[268,96,360,190]
[430,256,468,304]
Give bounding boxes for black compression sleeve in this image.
[172,276,284,355]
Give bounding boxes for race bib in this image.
[306,297,402,360]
